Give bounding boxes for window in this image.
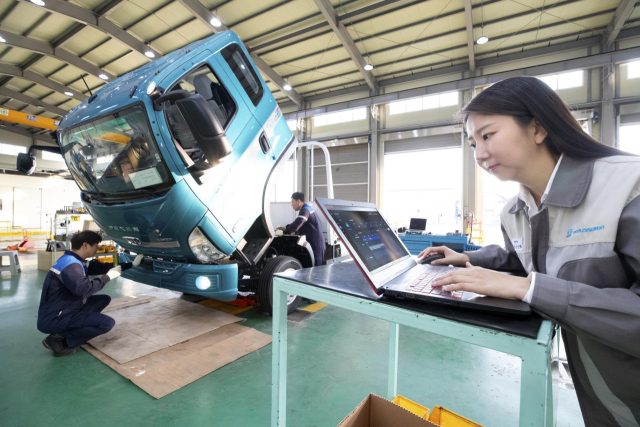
[313,108,367,127]
[42,151,65,162]
[619,124,640,155]
[538,71,583,90]
[170,64,236,130]
[166,64,237,169]
[383,148,462,235]
[482,171,519,246]
[221,43,263,106]
[0,143,26,156]
[388,92,459,115]
[628,61,640,79]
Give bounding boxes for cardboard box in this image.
[37,250,63,271]
[338,394,439,427]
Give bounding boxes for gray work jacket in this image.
[466,155,640,426]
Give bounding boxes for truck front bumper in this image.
[120,254,239,300]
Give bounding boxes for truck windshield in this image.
[60,104,172,195]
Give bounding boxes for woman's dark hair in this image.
[460,76,627,159]
[71,230,102,250]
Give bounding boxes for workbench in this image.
[271,261,558,427]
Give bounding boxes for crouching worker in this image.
[37,231,144,357]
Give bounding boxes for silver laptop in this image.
[314,197,530,315]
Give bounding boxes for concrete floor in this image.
[1,253,585,427]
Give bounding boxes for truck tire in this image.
[258,256,302,315]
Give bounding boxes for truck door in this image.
[157,50,262,245]
[206,43,282,242]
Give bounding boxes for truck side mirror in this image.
[17,152,36,175]
[175,94,232,166]
[16,145,63,175]
[152,89,190,111]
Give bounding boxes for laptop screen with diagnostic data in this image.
[327,207,410,273]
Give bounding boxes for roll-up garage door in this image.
[310,143,369,202]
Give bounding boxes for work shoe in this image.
[42,335,77,357]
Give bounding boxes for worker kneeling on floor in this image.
[36,231,144,357]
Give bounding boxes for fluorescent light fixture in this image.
[0,36,5,43]
[64,91,73,96]
[477,36,489,45]
[99,74,108,80]
[364,64,374,71]
[30,0,45,5]
[145,51,155,58]
[283,84,292,91]
[210,17,222,27]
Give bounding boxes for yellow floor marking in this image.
[301,302,328,312]
[197,299,255,315]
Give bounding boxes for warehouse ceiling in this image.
[0,0,638,137]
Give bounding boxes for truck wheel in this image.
[258,256,302,315]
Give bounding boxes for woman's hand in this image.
[432,262,530,300]
[418,246,469,267]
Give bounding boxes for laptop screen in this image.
[409,218,426,230]
[327,207,410,273]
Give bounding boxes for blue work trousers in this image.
[59,295,115,348]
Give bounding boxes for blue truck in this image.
[18,31,331,314]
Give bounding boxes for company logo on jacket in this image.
[566,225,605,238]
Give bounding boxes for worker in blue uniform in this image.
[280,192,325,267]
[37,231,144,357]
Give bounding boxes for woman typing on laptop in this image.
[418,76,640,426]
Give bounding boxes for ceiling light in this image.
[146,81,157,95]
[99,74,108,80]
[0,36,5,43]
[364,64,374,71]
[30,0,45,5]
[283,84,292,91]
[210,17,222,27]
[477,36,489,45]
[145,51,155,58]
[64,91,73,96]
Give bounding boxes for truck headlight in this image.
[188,227,226,262]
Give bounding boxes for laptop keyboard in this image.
[405,267,464,299]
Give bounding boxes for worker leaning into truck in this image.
[420,76,640,425]
[278,192,325,267]
[37,231,143,357]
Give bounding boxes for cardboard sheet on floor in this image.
[84,323,271,399]
[88,297,242,364]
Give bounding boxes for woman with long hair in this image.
[420,76,640,426]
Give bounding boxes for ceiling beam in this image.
[0,87,67,116]
[247,0,389,50]
[463,0,475,73]
[16,0,161,61]
[603,0,637,51]
[0,63,86,102]
[311,0,376,91]
[250,54,302,107]
[284,38,640,119]
[0,125,54,143]
[0,32,115,81]
[175,0,304,107]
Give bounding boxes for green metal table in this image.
[271,262,558,427]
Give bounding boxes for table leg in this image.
[388,322,399,399]
[271,285,289,427]
[519,346,550,426]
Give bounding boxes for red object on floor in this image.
[222,295,260,307]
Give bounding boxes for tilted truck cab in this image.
[32,31,332,314]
